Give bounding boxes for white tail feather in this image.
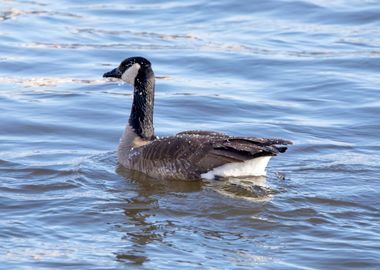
[201,156,272,180]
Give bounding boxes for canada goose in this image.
[103,56,292,181]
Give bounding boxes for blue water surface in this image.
[1,0,379,269]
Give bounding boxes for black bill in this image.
[103,67,122,78]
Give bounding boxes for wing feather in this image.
[126,131,291,180]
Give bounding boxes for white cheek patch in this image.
[121,63,141,84]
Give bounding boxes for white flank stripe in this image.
[201,156,272,180]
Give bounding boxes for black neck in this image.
[128,66,155,140]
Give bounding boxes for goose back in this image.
[119,130,291,180]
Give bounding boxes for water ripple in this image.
[1,0,380,269]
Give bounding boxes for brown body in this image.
[119,130,291,180]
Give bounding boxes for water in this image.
[1,0,380,269]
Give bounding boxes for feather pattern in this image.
[120,130,291,180]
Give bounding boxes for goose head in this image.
[103,56,156,141]
[103,56,153,85]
